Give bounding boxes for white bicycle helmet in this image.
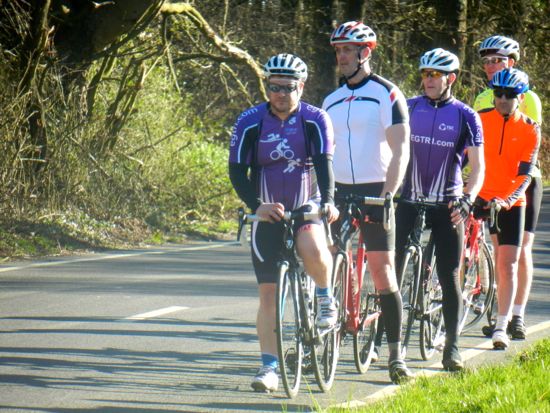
[330,21,377,49]
[263,53,308,81]
[490,68,529,94]
[419,48,460,73]
[479,35,520,61]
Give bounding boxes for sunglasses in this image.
[493,88,519,99]
[421,70,445,79]
[482,56,508,65]
[267,83,298,93]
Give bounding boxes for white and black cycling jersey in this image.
[322,74,408,184]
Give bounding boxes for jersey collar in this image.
[345,74,373,90]
[423,95,454,108]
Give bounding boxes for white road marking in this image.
[125,306,189,320]
[332,319,550,409]
[0,242,238,273]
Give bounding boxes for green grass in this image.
[328,338,550,413]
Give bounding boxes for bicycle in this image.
[397,198,445,361]
[331,193,391,373]
[237,205,338,398]
[457,201,499,334]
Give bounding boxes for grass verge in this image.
[329,338,550,413]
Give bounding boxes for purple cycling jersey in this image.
[401,96,483,203]
[229,101,334,210]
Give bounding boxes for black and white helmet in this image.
[330,21,377,49]
[419,48,460,73]
[479,35,520,61]
[263,53,308,81]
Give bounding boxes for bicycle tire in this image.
[352,262,380,374]
[398,246,421,359]
[276,261,302,398]
[311,272,340,391]
[419,242,445,361]
[460,240,496,333]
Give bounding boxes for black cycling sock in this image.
[379,291,402,345]
[439,269,463,345]
[374,314,385,347]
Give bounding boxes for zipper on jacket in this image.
[498,116,508,155]
[346,90,355,184]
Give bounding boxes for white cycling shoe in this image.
[251,366,278,393]
[492,329,510,350]
[316,295,337,329]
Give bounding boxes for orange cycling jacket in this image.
[478,108,541,207]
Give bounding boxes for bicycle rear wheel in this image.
[459,241,495,333]
[419,244,445,360]
[398,246,421,359]
[276,262,302,398]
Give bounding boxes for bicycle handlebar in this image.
[237,206,333,246]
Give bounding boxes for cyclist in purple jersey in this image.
[396,49,485,371]
[229,53,339,393]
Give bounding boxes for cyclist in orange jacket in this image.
[476,68,540,350]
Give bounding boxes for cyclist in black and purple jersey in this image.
[396,48,485,370]
[229,53,339,393]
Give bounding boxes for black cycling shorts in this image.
[524,176,542,233]
[489,204,525,247]
[250,218,320,284]
[334,182,394,252]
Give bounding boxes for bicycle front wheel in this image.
[398,246,421,359]
[311,292,339,392]
[419,246,445,360]
[460,241,495,333]
[276,262,302,398]
[352,261,380,374]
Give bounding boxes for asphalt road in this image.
[1,193,549,412]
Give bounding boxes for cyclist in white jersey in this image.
[322,21,413,384]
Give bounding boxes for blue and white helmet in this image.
[419,48,460,73]
[479,35,520,61]
[263,53,308,81]
[490,68,529,94]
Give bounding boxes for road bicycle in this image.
[457,201,499,334]
[397,198,445,361]
[238,206,338,398]
[331,193,391,373]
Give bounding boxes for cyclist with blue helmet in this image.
[476,68,541,350]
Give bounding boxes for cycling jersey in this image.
[322,74,408,184]
[478,108,540,207]
[401,96,483,203]
[474,89,542,125]
[229,101,334,211]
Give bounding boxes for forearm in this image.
[228,162,261,211]
[312,153,335,204]
[463,147,485,200]
[382,123,410,196]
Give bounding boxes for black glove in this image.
[452,194,473,220]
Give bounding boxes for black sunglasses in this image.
[493,88,519,99]
[267,83,298,93]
